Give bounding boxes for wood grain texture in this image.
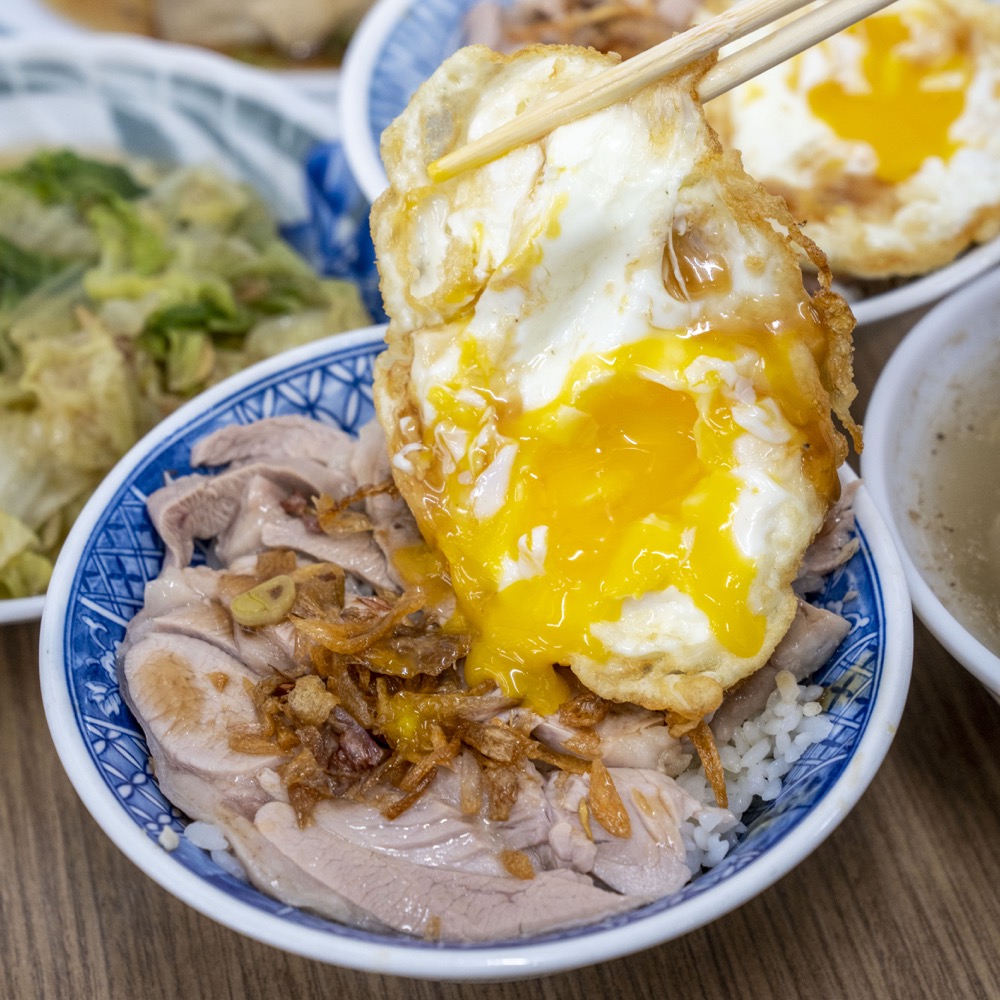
[3,305,1000,999]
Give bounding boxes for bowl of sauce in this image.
[863,268,1000,701]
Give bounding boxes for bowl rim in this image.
[337,0,1000,328]
[339,0,413,202]
[0,29,345,624]
[40,325,912,979]
[861,270,1000,697]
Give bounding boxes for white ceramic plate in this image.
[0,0,85,37]
[0,594,46,625]
[40,322,912,979]
[0,33,379,622]
[339,0,1000,326]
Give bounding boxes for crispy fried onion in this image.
[282,481,398,536]
[668,711,728,809]
[225,551,621,828]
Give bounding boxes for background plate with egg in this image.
[339,0,1000,326]
[39,322,912,979]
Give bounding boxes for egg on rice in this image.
[371,44,858,724]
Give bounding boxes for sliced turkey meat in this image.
[794,479,861,595]
[258,516,395,591]
[542,767,732,898]
[247,800,636,940]
[118,414,851,942]
[349,420,424,587]
[191,415,356,471]
[119,630,288,822]
[149,460,353,568]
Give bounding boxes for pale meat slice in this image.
[592,707,686,771]
[148,417,398,589]
[191,415,355,471]
[126,565,231,653]
[150,415,363,568]
[542,767,730,897]
[131,564,302,678]
[289,765,553,877]
[148,460,347,568]
[258,516,396,591]
[247,799,637,940]
[349,419,424,586]
[710,599,851,744]
[209,473,291,569]
[119,631,287,822]
[794,479,861,595]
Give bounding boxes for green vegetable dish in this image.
[0,150,372,599]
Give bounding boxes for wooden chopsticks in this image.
[698,0,896,100]
[427,0,898,182]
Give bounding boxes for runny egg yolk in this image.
[413,328,838,715]
[806,12,972,183]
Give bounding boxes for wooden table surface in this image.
[3,303,999,1000]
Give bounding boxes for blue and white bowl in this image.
[0,33,379,624]
[338,0,1000,328]
[340,0,480,201]
[40,323,913,980]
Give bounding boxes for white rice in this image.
[677,670,834,872]
[157,826,180,852]
[184,819,230,852]
[182,819,249,882]
[210,847,249,882]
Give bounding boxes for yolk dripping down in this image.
[806,12,972,183]
[411,327,839,716]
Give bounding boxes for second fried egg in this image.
[708,0,1000,280]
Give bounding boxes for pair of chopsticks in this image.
[428,0,898,182]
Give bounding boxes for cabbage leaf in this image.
[0,150,372,597]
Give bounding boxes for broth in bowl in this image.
[863,267,1000,701]
[905,348,1000,657]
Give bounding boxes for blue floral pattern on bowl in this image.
[52,324,891,953]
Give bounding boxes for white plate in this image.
[0,0,85,36]
[0,0,342,104]
[0,33,379,622]
[0,595,46,626]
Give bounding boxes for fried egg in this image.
[371,45,857,720]
[707,0,1000,279]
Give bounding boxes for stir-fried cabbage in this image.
[0,150,371,599]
